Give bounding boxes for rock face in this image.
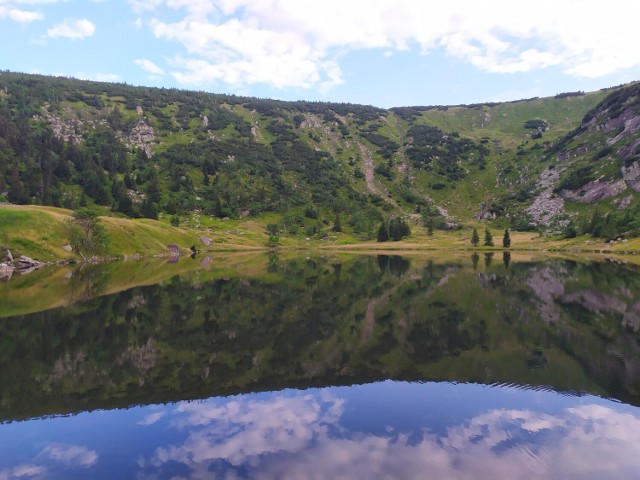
[36,106,93,144]
[623,302,640,332]
[436,205,458,229]
[37,104,156,157]
[125,120,156,158]
[526,168,565,226]
[562,290,628,314]
[617,194,634,210]
[562,178,627,203]
[0,262,14,281]
[604,108,640,144]
[475,203,498,220]
[622,160,640,191]
[16,255,44,273]
[0,247,12,263]
[526,265,566,324]
[618,138,640,166]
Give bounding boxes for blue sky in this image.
[1,0,639,108]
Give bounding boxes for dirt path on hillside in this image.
[357,142,377,194]
[357,142,398,208]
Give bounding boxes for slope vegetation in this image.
[1,72,637,243]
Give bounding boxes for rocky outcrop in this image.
[526,265,566,324]
[0,250,50,280]
[618,138,640,165]
[622,160,640,191]
[617,194,634,210]
[36,106,102,144]
[36,104,156,157]
[436,205,458,228]
[562,290,628,314]
[475,203,498,220]
[120,338,157,376]
[16,255,45,274]
[562,178,627,203]
[0,262,14,281]
[526,168,565,226]
[559,160,640,206]
[1,247,13,262]
[623,302,640,332]
[604,108,640,144]
[124,120,156,158]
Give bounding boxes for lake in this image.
[1,252,640,479]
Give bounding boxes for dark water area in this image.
[1,253,640,478]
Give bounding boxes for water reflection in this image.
[2,382,640,479]
[2,254,640,422]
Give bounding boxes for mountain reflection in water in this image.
[1,253,640,478]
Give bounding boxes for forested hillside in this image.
[1,71,638,240]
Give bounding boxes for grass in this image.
[3,204,640,267]
[415,92,610,144]
[0,205,200,261]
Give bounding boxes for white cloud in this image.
[39,444,98,467]
[128,0,162,13]
[0,0,63,22]
[3,464,46,478]
[134,58,165,75]
[46,18,95,39]
[0,6,42,22]
[12,1,60,4]
[138,410,166,426]
[143,393,640,480]
[129,0,640,92]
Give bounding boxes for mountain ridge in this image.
[1,71,639,243]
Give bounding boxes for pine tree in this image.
[332,212,342,232]
[146,172,161,203]
[471,227,480,246]
[377,222,389,242]
[399,217,411,238]
[563,222,577,239]
[388,217,399,241]
[141,199,158,220]
[484,228,494,247]
[388,216,410,241]
[502,229,511,248]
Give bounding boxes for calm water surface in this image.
[1,253,640,479]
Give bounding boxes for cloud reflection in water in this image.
[141,386,640,480]
[0,444,97,480]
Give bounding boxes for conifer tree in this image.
[484,228,494,247]
[389,217,400,241]
[332,212,342,232]
[471,227,480,246]
[377,222,389,242]
[502,229,511,248]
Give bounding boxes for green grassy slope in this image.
[0,205,200,261]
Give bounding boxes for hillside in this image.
[0,204,203,262]
[1,71,638,243]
